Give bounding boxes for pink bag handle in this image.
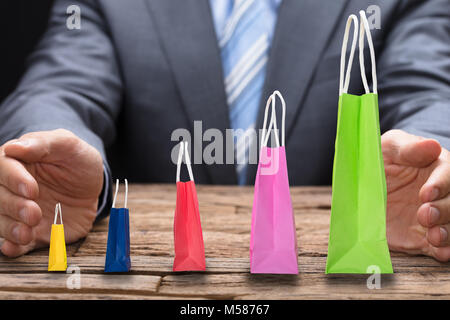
[261,90,286,148]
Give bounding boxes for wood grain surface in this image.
[0,184,448,299]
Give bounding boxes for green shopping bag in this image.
[326,11,393,274]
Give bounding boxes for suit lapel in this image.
[144,0,237,184]
[247,0,349,183]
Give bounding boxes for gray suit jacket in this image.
[1,0,449,190]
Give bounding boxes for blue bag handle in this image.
[112,179,128,209]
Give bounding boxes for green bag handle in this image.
[358,10,377,94]
[339,11,378,96]
[339,14,358,96]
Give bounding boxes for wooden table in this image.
[0,184,448,300]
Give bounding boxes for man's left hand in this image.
[383,129,450,262]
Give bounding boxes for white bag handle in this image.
[339,14,358,95]
[53,203,63,225]
[261,93,278,147]
[359,10,377,94]
[112,178,128,209]
[261,90,286,148]
[176,141,194,182]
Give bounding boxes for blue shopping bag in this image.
[105,179,131,272]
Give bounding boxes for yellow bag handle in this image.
[53,203,63,225]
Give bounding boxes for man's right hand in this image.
[0,129,104,257]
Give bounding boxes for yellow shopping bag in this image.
[48,203,67,271]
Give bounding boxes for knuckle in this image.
[55,128,75,138]
[56,129,81,147]
[24,201,41,226]
[13,223,31,245]
[6,221,18,239]
[382,129,403,142]
[387,129,403,136]
[5,171,17,192]
[381,134,398,154]
[435,251,450,262]
[6,196,19,217]
[19,131,39,140]
[2,139,19,148]
[67,135,81,147]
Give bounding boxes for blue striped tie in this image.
[220,0,271,185]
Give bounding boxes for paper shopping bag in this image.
[326,12,393,274]
[48,203,67,271]
[173,141,206,272]
[105,179,131,272]
[250,91,298,274]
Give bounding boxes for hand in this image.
[0,129,104,257]
[383,129,450,262]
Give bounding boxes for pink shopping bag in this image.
[250,91,298,274]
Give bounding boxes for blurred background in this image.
[0,1,54,103]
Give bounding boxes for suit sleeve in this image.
[0,0,121,217]
[377,0,450,149]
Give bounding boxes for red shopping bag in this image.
[173,141,206,271]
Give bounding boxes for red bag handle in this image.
[176,141,194,182]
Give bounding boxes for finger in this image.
[4,129,80,163]
[0,185,42,226]
[419,159,450,203]
[0,151,38,200]
[427,223,449,248]
[429,246,450,262]
[0,215,33,245]
[417,197,450,227]
[0,239,36,258]
[382,130,441,167]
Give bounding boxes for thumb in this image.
[382,129,441,168]
[4,129,81,163]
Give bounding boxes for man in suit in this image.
[0,0,449,261]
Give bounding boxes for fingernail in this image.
[430,188,439,201]
[440,227,448,242]
[19,207,28,224]
[12,225,20,242]
[19,183,29,198]
[429,207,440,225]
[11,140,29,147]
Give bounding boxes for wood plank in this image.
[0,238,83,257]
[1,185,448,300]
[1,255,446,275]
[0,273,161,295]
[75,230,252,258]
[81,209,332,257]
[0,255,249,275]
[158,272,450,299]
[0,291,207,300]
